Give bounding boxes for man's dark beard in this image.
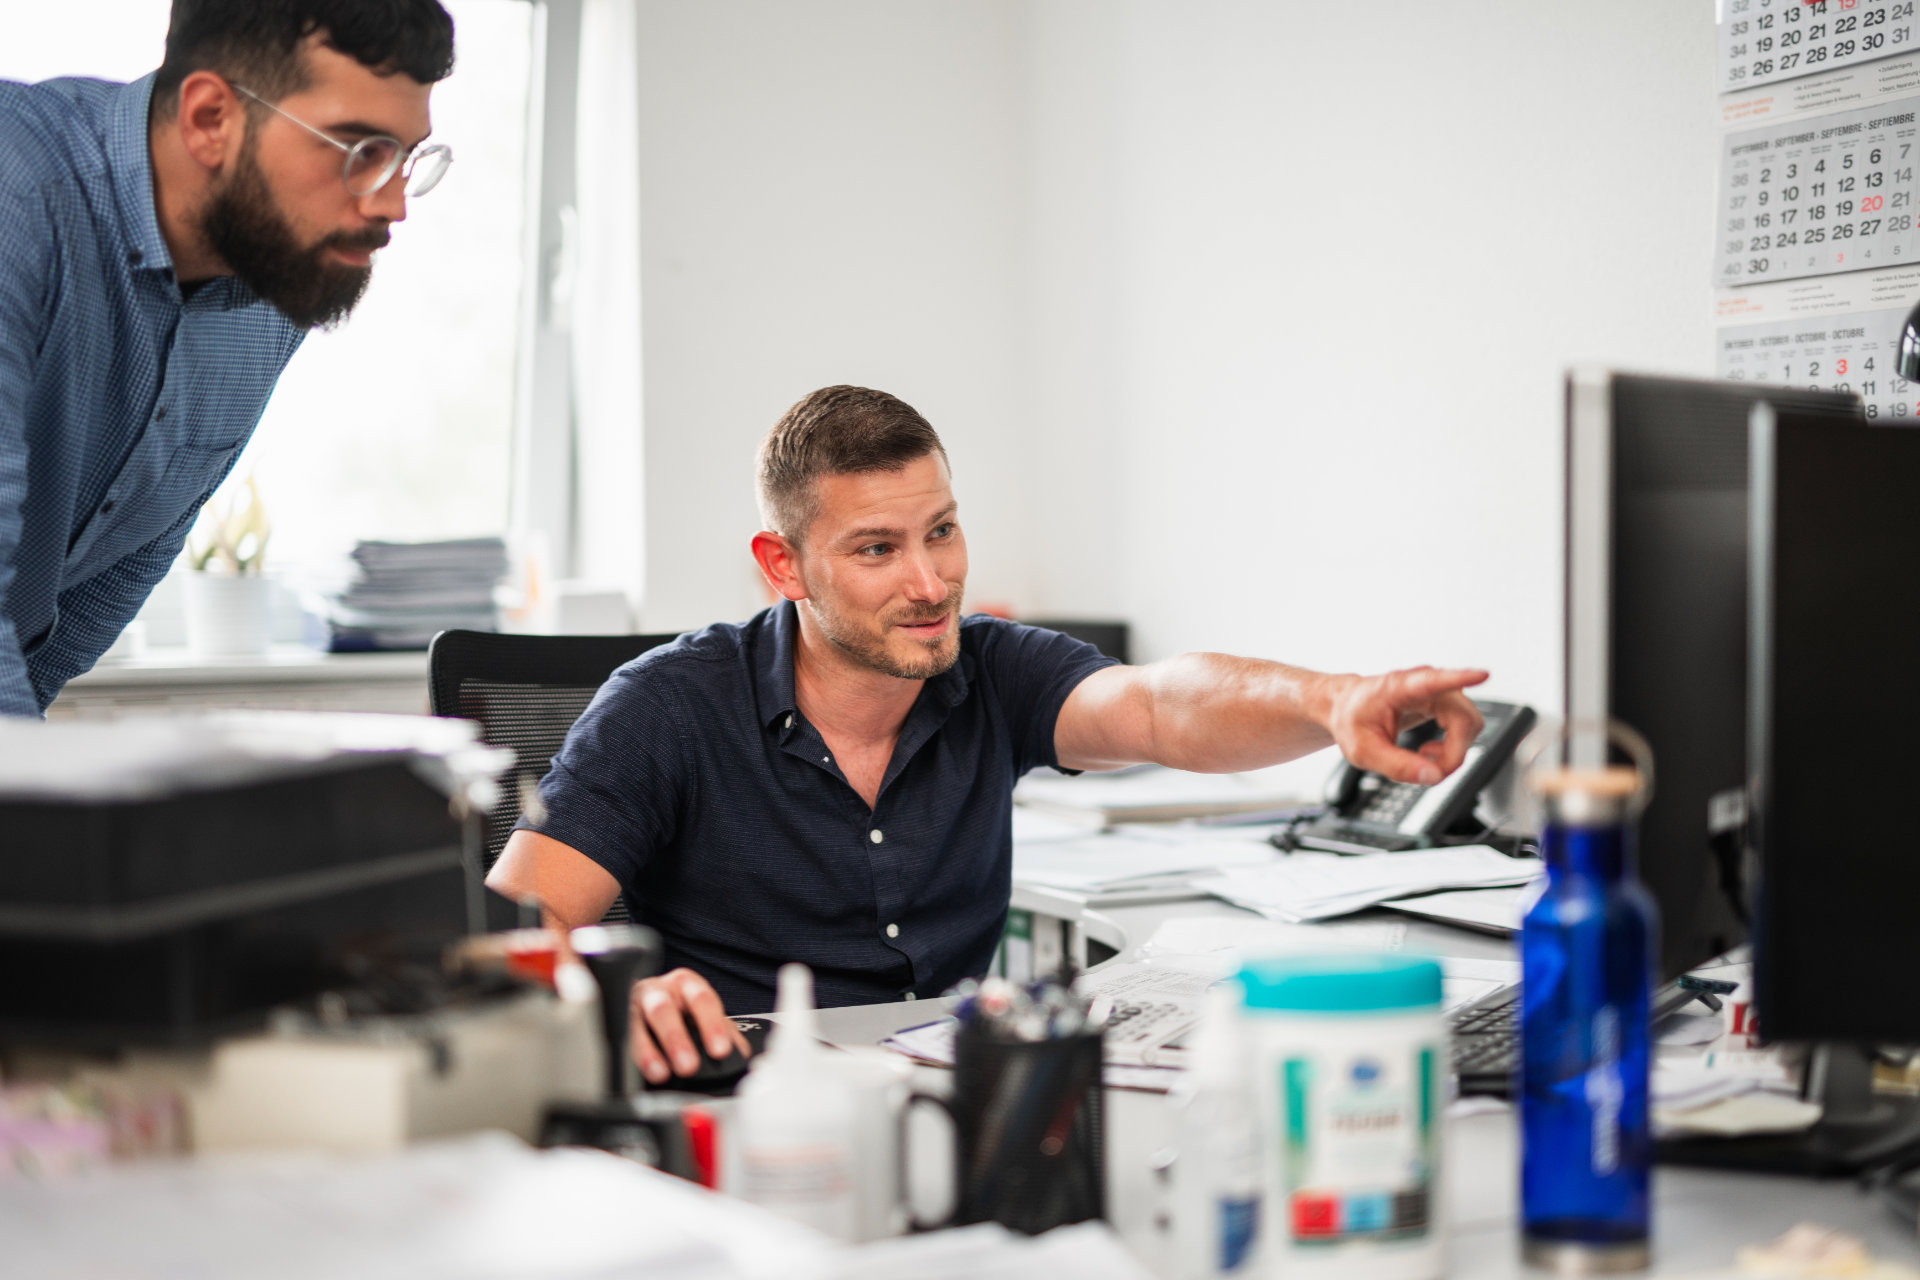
[808,593,964,681]
[199,139,386,330]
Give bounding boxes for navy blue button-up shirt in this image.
[527,603,1118,1013]
[0,74,305,715]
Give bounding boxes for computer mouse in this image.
[657,1013,766,1094]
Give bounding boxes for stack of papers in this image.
[1014,765,1313,827]
[320,538,507,651]
[1194,845,1541,922]
[1011,832,1276,895]
[1653,1046,1818,1138]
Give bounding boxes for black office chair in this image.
[1019,618,1130,665]
[427,629,680,921]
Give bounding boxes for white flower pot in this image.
[184,573,273,658]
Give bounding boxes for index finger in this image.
[1395,666,1490,700]
[675,970,750,1058]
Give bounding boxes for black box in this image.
[0,757,471,1047]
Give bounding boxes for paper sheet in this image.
[1137,914,1409,960]
[1195,846,1541,923]
[1379,884,1536,934]
[1014,765,1309,824]
[1012,834,1275,893]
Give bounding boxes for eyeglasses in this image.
[232,83,453,198]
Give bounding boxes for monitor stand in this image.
[1658,1043,1920,1176]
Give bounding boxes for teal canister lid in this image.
[1237,953,1443,1013]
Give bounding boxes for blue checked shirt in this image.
[0,74,304,716]
[524,604,1119,1014]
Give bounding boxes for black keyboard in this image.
[1449,987,1519,1096]
[1446,979,1698,1097]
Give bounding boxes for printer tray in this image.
[0,758,470,1047]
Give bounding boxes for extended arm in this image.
[1054,653,1488,784]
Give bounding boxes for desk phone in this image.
[1281,700,1537,855]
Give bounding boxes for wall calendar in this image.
[1716,96,1920,285]
[1720,0,1918,93]
[1716,306,1916,417]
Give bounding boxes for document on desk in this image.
[1194,845,1542,923]
[1137,914,1410,960]
[1014,764,1313,827]
[1011,832,1276,894]
[1379,883,1538,935]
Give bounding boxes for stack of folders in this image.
[1010,831,1278,898]
[319,537,507,651]
[1194,845,1542,924]
[1013,764,1314,828]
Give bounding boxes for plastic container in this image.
[730,964,860,1239]
[1239,953,1445,1280]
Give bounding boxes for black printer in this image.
[0,713,511,1046]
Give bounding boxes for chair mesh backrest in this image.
[428,630,679,923]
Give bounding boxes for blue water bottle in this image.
[1520,724,1657,1273]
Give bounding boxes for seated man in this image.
[488,385,1488,1084]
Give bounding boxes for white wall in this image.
[1020,0,1720,713]
[631,1,1033,631]
[627,1,1722,715]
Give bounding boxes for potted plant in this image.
[183,478,274,658]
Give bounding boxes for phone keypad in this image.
[1357,781,1425,826]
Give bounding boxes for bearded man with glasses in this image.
[0,1,455,717]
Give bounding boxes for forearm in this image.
[1133,652,1352,772]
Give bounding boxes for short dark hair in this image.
[757,386,949,546]
[153,0,455,116]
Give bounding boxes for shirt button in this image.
[126,250,142,265]
[785,714,793,729]
[870,829,884,844]
[823,755,830,763]
[904,992,918,1002]
[886,923,899,938]
[154,406,167,420]
[100,501,115,513]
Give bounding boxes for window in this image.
[0,1,534,574]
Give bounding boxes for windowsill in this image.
[68,645,431,688]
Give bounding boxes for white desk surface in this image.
[809,893,1920,1277]
[63,645,429,687]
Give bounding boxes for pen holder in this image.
[915,1021,1106,1235]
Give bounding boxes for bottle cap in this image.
[1188,982,1248,1083]
[1534,765,1640,826]
[767,962,820,1061]
[1237,953,1442,1014]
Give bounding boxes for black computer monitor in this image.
[1563,371,1860,983]
[1749,404,1920,1043]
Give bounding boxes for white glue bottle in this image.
[1170,982,1264,1279]
[731,963,860,1240]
